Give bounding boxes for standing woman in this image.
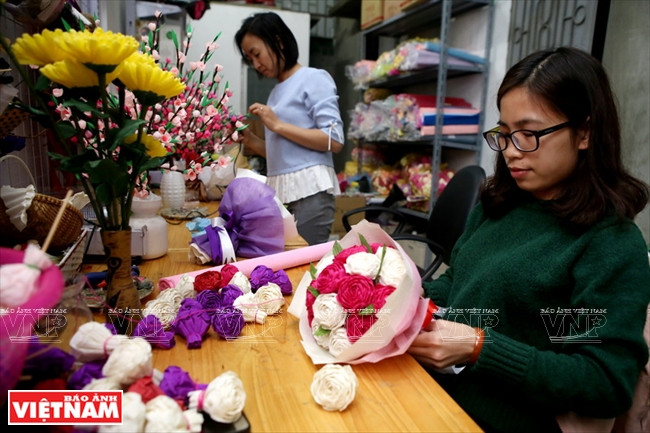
[408,47,650,432]
[235,12,344,245]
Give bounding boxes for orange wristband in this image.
[421,299,439,329]
[468,327,484,365]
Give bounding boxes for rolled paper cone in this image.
[158,242,334,290]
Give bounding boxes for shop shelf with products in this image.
[352,0,494,220]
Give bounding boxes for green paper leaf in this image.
[307,286,320,298]
[166,30,179,51]
[359,233,372,252]
[309,262,317,279]
[313,326,331,337]
[332,241,343,256]
[359,305,375,315]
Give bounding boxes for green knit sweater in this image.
[424,200,650,433]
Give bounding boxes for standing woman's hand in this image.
[249,103,280,132]
[408,319,480,368]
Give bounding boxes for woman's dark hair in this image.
[234,12,299,77]
[481,46,649,228]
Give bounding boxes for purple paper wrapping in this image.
[172,298,211,349]
[218,177,285,258]
[159,365,200,403]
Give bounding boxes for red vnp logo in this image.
[8,390,122,425]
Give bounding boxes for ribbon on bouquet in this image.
[188,176,286,266]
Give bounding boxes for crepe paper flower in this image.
[143,287,184,329]
[145,394,201,433]
[60,28,139,72]
[171,298,211,349]
[67,360,105,390]
[252,283,285,315]
[40,58,121,88]
[23,340,75,380]
[312,294,347,330]
[193,270,222,292]
[346,314,379,343]
[69,321,129,362]
[102,337,153,387]
[124,133,167,159]
[188,371,246,424]
[211,306,245,340]
[133,315,176,349]
[311,364,358,412]
[250,265,293,294]
[195,289,221,318]
[233,293,268,324]
[128,376,166,405]
[118,52,185,100]
[100,391,146,433]
[10,28,73,66]
[221,284,244,307]
[228,271,252,294]
[84,376,122,390]
[0,243,54,308]
[220,264,239,286]
[173,274,196,299]
[159,366,206,406]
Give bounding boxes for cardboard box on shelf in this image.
[399,0,426,11]
[331,195,367,236]
[384,0,402,21]
[361,0,384,30]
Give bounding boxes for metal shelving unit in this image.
[358,0,494,219]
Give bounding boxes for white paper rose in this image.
[193,370,246,423]
[343,252,380,279]
[312,293,346,330]
[252,283,284,314]
[229,271,252,294]
[311,364,358,411]
[328,327,352,358]
[376,247,407,288]
[102,337,153,386]
[233,292,267,324]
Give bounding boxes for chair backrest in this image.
[425,165,486,264]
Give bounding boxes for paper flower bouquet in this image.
[288,220,428,364]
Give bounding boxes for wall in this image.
[602,0,650,244]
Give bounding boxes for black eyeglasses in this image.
[482,121,571,152]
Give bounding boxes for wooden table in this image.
[81,202,482,433]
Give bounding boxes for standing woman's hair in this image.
[235,12,299,77]
[482,46,649,228]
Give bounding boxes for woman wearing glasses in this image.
[409,46,650,433]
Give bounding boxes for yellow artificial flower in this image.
[61,28,139,72]
[118,54,185,100]
[40,59,120,88]
[124,134,168,158]
[11,28,74,66]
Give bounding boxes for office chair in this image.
[341,165,486,281]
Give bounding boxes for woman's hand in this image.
[238,125,266,158]
[249,103,280,132]
[408,319,478,369]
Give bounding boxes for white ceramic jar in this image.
[160,170,186,210]
[130,193,168,259]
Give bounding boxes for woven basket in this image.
[0,155,83,253]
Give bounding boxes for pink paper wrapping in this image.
[0,247,65,404]
[158,241,335,291]
[287,220,429,365]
